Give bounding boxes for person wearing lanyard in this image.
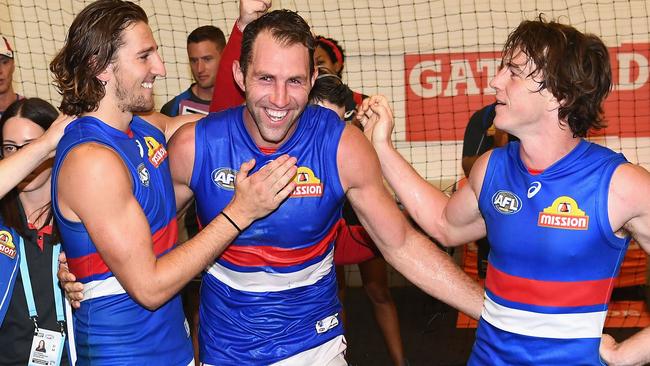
[0,98,73,365]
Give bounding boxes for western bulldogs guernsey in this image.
[191,105,346,365]
[470,140,630,365]
[52,116,193,365]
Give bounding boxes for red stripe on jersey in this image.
[486,265,614,307]
[221,219,343,267]
[69,219,178,280]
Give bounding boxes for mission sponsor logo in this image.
[212,168,237,190]
[0,230,16,259]
[144,136,168,168]
[538,196,589,230]
[291,167,323,198]
[492,190,522,214]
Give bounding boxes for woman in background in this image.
[314,36,368,121]
[0,98,72,365]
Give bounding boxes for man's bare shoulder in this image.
[167,121,197,152]
[602,162,650,246]
[610,163,650,214]
[57,142,132,220]
[467,150,493,197]
[337,124,383,191]
[610,163,650,199]
[60,142,129,183]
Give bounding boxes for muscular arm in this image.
[57,141,296,310]
[167,122,197,212]
[138,111,202,142]
[339,125,484,319]
[600,163,650,366]
[358,96,487,246]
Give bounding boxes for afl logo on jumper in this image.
[492,190,522,214]
[0,230,16,259]
[291,167,323,198]
[538,196,589,230]
[212,168,237,190]
[144,136,168,168]
[137,163,150,187]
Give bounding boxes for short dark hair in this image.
[50,0,148,116]
[187,25,226,52]
[502,14,612,137]
[309,68,352,108]
[0,97,59,241]
[240,9,315,79]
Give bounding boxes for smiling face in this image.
[2,116,51,192]
[107,21,166,114]
[489,49,558,134]
[235,30,315,148]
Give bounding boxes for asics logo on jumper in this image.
[135,140,144,158]
[527,181,542,198]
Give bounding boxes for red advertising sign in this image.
[405,43,650,141]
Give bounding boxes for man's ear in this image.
[96,62,113,85]
[547,92,561,112]
[233,60,245,92]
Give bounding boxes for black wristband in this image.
[221,211,242,233]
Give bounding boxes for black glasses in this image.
[1,142,30,157]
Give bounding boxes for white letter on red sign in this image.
[444,60,480,96]
[408,60,442,98]
[616,52,648,91]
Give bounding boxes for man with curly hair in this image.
[359,15,650,365]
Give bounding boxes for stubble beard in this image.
[114,73,154,114]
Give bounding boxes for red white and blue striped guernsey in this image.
[52,116,193,365]
[471,140,630,365]
[191,105,347,365]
